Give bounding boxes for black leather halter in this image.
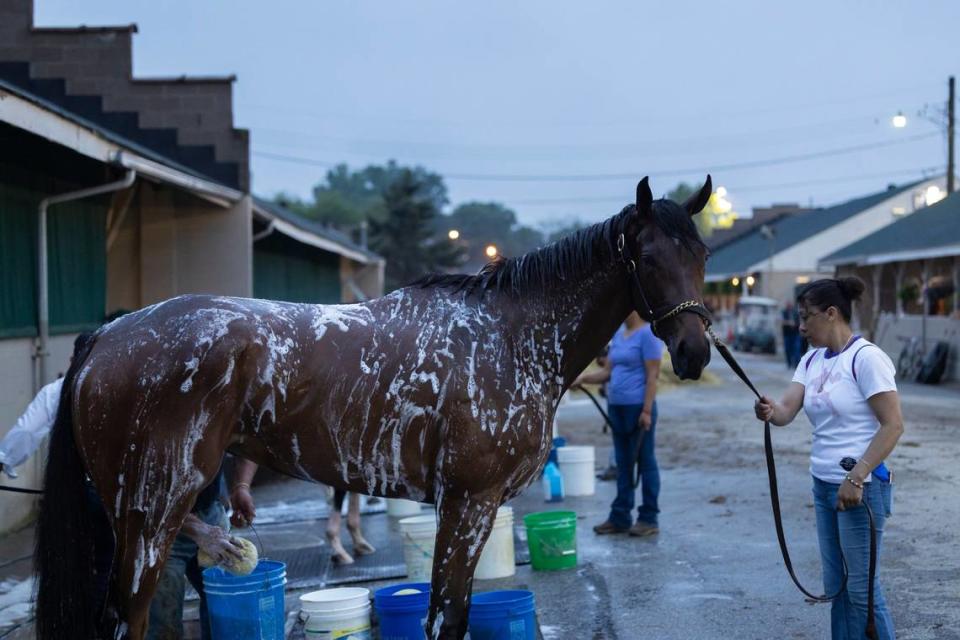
[615,231,712,337]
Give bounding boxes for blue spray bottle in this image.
[542,461,565,502]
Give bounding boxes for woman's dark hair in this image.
[796,276,866,323]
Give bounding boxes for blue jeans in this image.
[812,476,895,640]
[608,402,659,529]
[146,500,228,640]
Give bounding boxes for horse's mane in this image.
[412,199,704,298]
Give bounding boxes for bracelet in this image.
[844,474,864,490]
[233,482,251,492]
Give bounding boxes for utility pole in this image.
[948,76,955,193]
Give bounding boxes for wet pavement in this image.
[2,350,959,639]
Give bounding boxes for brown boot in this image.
[628,521,659,537]
[593,520,629,535]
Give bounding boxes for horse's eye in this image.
[640,254,656,266]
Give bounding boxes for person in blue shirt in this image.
[574,311,665,536]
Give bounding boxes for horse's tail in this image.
[35,332,103,639]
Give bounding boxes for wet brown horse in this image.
[36,176,714,639]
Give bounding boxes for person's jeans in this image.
[812,476,895,640]
[608,402,659,529]
[146,500,228,640]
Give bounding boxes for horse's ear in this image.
[636,176,653,222]
[683,174,712,216]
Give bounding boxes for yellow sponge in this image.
[198,537,259,576]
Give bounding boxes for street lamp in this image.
[485,244,498,258]
[746,275,756,288]
[892,111,907,128]
[448,229,460,240]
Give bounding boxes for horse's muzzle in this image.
[670,329,712,380]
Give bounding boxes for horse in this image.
[35,175,714,640]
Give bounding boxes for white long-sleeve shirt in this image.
[0,378,63,478]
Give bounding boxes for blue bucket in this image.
[468,590,537,640]
[374,583,431,640]
[202,560,286,640]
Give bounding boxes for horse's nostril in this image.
[676,340,688,361]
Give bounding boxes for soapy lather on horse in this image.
[36,175,715,639]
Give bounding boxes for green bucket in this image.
[523,511,577,571]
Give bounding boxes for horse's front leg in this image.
[426,492,499,639]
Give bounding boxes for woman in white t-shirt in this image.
[755,277,902,640]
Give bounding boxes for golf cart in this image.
[733,296,779,354]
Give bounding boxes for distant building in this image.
[705,178,947,311]
[820,190,960,381]
[705,203,811,250]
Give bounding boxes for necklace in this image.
[817,334,856,393]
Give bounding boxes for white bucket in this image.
[300,587,371,640]
[387,498,423,518]
[557,445,596,496]
[398,514,437,581]
[474,506,516,580]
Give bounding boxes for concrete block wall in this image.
[137,183,252,305]
[0,0,249,190]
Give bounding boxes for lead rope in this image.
[0,484,43,494]
[706,326,877,640]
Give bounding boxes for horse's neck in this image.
[521,263,631,393]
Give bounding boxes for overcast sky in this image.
[37,1,960,228]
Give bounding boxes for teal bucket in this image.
[202,560,287,640]
[468,590,537,640]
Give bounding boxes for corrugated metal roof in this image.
[707,181,925,278]
[252,196,384,263]
[820,190,960,266]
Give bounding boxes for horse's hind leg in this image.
[95,435,226,638]
[103,488,201,639]
[346,493,376,556]
[426,493,499,639]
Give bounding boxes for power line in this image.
[508,167,941,206]
[248,109,919,153]
[238,80,941,129]
[253,131,939,183]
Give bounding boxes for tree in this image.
[540,219,589,245]
[441,202,545,270]
[273,161,449,230]
[369,170,463,291]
